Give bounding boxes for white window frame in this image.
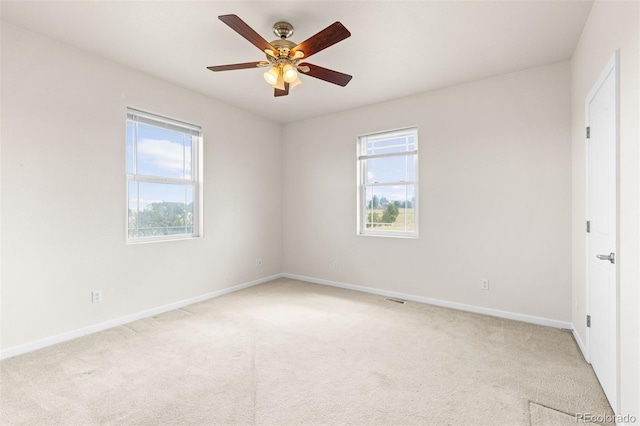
[126,108,202,243]
[357,127,419,238]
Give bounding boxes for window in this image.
[126,108,201,242]
[357,127,418,237]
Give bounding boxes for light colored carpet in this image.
[1,278,613,425]
[529,402,600,426]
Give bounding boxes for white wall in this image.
[570,1,639,417]
[282,62,572,323]
[0,24,282,351]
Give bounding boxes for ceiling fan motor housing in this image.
[269,39,296,59]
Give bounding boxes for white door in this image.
[586,52,618,411]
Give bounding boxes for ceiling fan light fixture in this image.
[290,76,302,89]
[282,63,298,83]
[272,67,286,90]
[263,66,280,85]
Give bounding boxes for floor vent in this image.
[384,297,406,305]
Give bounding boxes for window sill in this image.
[126,235,202,245]
[357,232,419,239]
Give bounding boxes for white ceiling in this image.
[1,1,593,124]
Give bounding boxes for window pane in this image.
[407,155,416,182]
[402,185,416,232]
[127,121,135,174]
[407,135,416,151]
[185,185,194,231]
[365,154,416,184]
[364,186,381,228]
[363,185,415,232]
[133,182,194,237]
[135,123,188,179]
[366,135,414,156]
[184,135,193,180]
[128,180,139,238]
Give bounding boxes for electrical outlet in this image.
[92,290,102,304]
[332,260,339,269]
[480,279,489,290]
[255,259,262,267]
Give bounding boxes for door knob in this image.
[596,253,615,264]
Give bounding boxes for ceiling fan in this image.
[207,15,352,97]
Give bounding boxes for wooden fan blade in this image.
[299,63,352,87]
[218,14,277,53]
[290,22,351,59]
[274,82,290,97]
[207,62,264,72]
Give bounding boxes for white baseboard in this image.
[2,272,574,360]
[0,274,282,360]
[571,326,589,361]
[282,273,573,330]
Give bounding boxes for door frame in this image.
[584,50,620,413]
